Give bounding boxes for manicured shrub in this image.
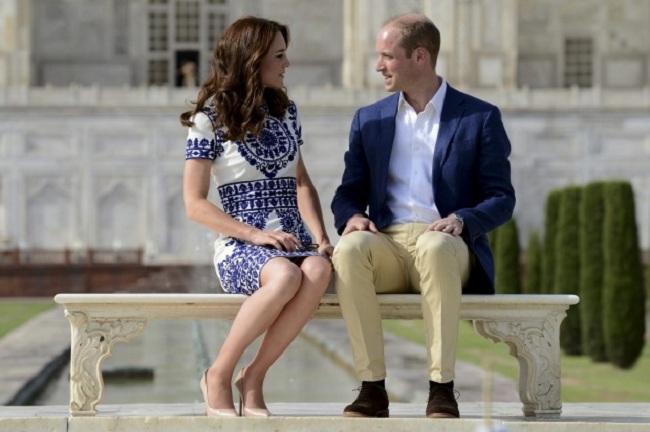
[541,190,561,294]
[524,229,542,294]
[646,261,650,317]
[602,181,646,369]
[495,218,521,294]
[579,181,607,362]
[555,186,582,356]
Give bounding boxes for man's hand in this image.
[428,216,462,236]
[342,214,378,235]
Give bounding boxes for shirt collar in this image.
[397,76,448,115]
[431,78,447,116]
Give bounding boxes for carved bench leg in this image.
[472,311,567,418]
[65,310,147,416]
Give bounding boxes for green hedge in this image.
[495,218,521,294]
[602,181,646,369]
[525,229,542,294]
[555,186,582,356]
[542,190,562,294]
[528,180,646,369]
[579,182,607,362]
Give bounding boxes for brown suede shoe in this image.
[426,387,460,418]
[343,383,389,418]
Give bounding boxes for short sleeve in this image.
[185,110,224,160]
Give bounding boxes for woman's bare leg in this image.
[205,258,303,409]
[239,256,332,408]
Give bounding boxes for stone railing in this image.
[1,85,649,110]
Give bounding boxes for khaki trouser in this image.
[332,223,470,383]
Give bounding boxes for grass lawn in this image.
[383,319,650,403]
[0,300,55,339]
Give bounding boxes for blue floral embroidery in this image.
[191,101,315,294]
[217,243,269,295]
[185,107,224,160]
[201,106,217,124]
[185,137,223,160]
[286,102,304,146]
[234,102,301,178]
[215,176,316,294]
[217,242,318,295]
[277,208,312,245]
[219,178,298,223]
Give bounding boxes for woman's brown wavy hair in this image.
[180,16,290,141]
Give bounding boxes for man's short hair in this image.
[385,14,440,68]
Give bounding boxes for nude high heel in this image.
[199,369,238,417]
[234,367,271,417]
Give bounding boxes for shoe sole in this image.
[426,413,459,419]
[343,410,389,418]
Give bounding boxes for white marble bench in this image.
[53,293,579,419]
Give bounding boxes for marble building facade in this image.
[1,0,650,265]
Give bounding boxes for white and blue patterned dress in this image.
[185,101,319,295]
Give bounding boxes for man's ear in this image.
[414,47,430,65]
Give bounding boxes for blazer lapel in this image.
[377,95,399,194]
[433,86,463,185]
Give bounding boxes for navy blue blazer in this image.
[331,85,516,294]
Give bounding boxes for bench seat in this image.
[54,293,579,419]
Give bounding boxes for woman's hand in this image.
[249,229,301,251]
[317,241,334,259]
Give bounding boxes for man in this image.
[331,14,515,419]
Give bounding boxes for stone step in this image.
[1,402,649,432]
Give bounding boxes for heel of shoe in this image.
[199,371,208,402]
[243,407,271,418]
[199,369,238,418]
[238,387,243,417]
[235,367,270,417]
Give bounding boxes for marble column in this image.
[501,0,519,88]
[342,0,368,89]
[0,0,31,87]
[455,0,473,87]
[423,0,455,81]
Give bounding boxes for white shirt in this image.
[386,79,448,224]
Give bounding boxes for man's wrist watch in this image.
[450,213,464,228]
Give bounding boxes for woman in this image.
[180,16,333,417]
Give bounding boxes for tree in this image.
[602,181,646,368]
[524,229,542,294]
[579,181,607,362]
[555,186,582,356]
[541,190,561,294]
[495,218,521,294]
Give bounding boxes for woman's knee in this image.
[260,259,302,300]
[301,256,332,288]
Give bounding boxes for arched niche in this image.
[26,180,71,248]
[97,182,141,249]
